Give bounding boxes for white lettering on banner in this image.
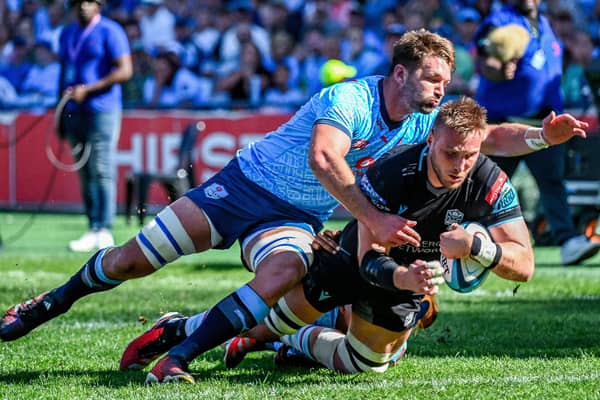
[200,132,264,182]
[117,132,180,173]
[146,133,158,173]
[115,134,143,171]
[201,131,235,169]
[117,131,266,182]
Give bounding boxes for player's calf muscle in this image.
[103,242,155,279]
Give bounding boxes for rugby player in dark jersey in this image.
[234,97,535,374]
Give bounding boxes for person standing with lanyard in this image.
[473,0,600,265]
[59,0,132,252]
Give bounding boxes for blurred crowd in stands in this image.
[1,0,600,113]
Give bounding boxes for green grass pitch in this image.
[0,212,599,399]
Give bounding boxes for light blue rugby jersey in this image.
[237,76,439,222]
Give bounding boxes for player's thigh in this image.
[105,196,212,276]
[167,195,213,251]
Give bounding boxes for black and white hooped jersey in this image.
[359,142,523,265]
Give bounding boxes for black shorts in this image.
[303,220,423,332]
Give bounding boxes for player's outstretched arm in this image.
[309,123,420,248]
[480,112,588,157]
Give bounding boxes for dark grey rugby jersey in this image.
[359,142,523,265]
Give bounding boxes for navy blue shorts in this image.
[185,158,323,249]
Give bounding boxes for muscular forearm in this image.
[481,123,545,157]
[309,148,379,223]
[482,111,588,156]
[492,241,534,282]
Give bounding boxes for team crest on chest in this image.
[444,209,464,226]
[204,183,229,199]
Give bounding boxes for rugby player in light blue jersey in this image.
[0,29,588,384]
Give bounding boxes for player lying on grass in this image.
[221,229,438,369]
[223,287,439,370]
[206,97,537,376]
[0,31,579,383]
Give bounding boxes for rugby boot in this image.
[416,293,438,330]
[223,336,267,368]
[0,291,64,341]
[120,312,187,370]
[145,355,195,385]
[273,344,320,369]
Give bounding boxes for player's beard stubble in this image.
[403,79,441,115]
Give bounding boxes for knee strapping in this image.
[312,329,391,373]
[136,206,196,269]
[265,297,308,336]
[244,229,314,273]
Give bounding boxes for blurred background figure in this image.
[341,25,383,76]
[445,7,480,97]
[17,39,60,108]
[0,36,32,99]
[214,41,271,108]
[219,0,270,65]
[561,28,596,113]
[143,48,211,108]
[263,63,306,110]
[58,0,132,252]
[137,0,176,54]
[373,23,405,76]
[474,0,600,265]
[264,30,300,93]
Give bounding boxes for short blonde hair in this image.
[433,96,487,136]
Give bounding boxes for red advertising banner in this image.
[0,110,291,211]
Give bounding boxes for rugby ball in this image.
[440,222,491,293]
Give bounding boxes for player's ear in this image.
[392,63,407,86]
[427,129,434,146]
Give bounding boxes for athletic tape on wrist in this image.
[524,127,549,150]
[470,235,502,270]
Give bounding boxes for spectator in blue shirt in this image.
[58,0,132,252]
[474,0,600,264]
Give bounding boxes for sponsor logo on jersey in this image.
[398,240,440,253]
[397,204,408,215]
[319,290,332,301]
[355,156,375,169]
[401,163,417,176]
[444,209,464,226]
[351,139,369,150]
[485,170,508,205]
[204,183,229,199]
[496,183,516,210]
